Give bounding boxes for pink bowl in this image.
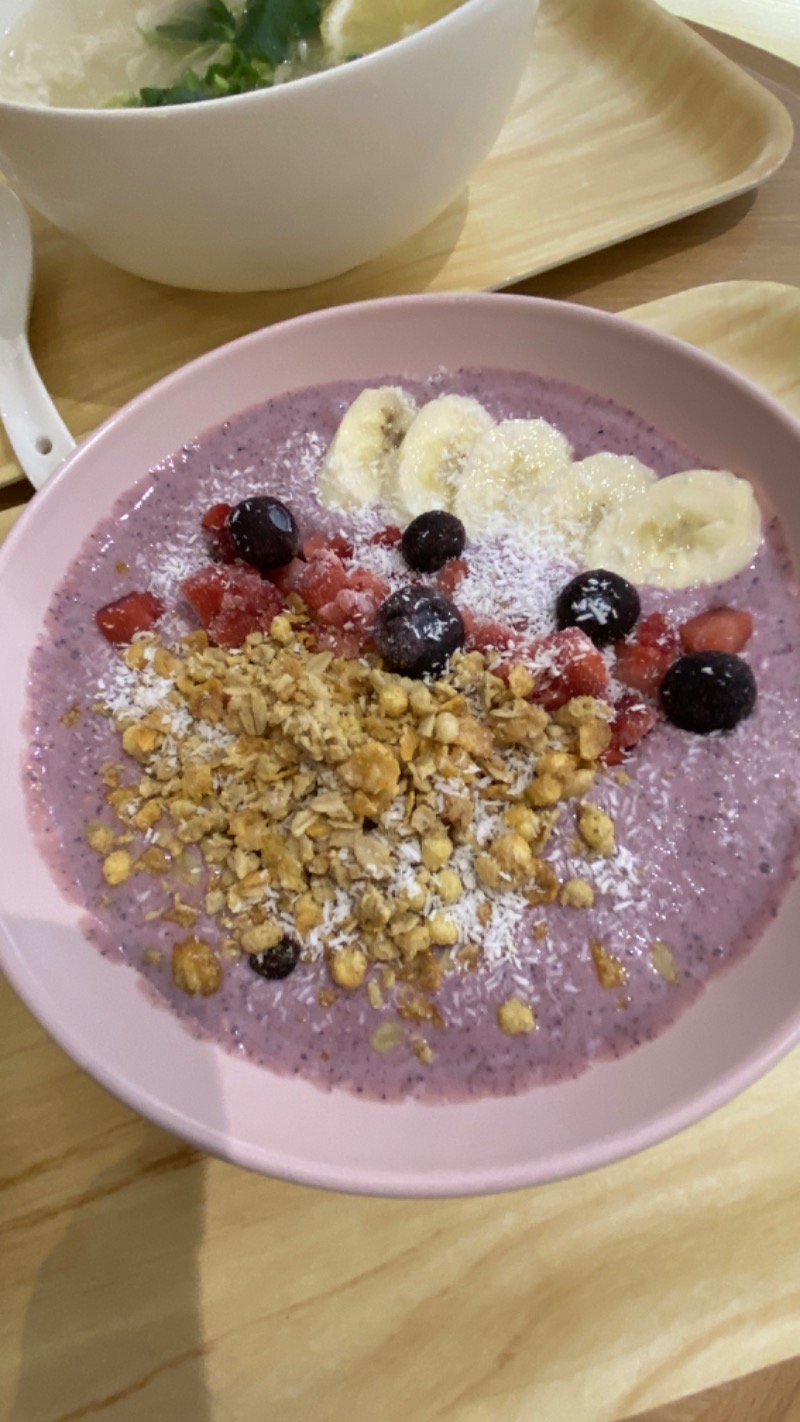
[2,292,800,1196]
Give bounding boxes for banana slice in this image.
[389,394,494,521]
[585,468,762,588]
[317,386,418,511]
[534,452,657,555]
[452,419,572,538]
[321,0,463,62]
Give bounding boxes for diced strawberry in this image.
[312,624,364,659]
[180,564,285,647]
[200,502,236,563]
[295,551,350,610]
[614,642,668,697]
[181,566,231,623]
[614,610,681,697]
[318,585,382,637]
[370,525,403,548]
[601,692,658,764]
[462,609,518,653]
[329,534,354,560]
[96,590,165,645]
[302,532,354,561]
[209,607,266,649]
[346,566,390,602]
[635,611,681,656]
[266,557,306,595]
[437,558,469,597]
[679,605,754,654]
[302,533,327,559]
[527,627,610,710]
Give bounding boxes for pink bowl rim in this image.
[3,289,800,1197]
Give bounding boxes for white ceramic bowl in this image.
[0,0,536,291]
[2,294,800,1196]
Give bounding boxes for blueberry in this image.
[556,569,640,645]
[660,651,757,733]
[373,585,465,678]
[228,496,299,571]
[247,937,301,980]
[401,511,466,573]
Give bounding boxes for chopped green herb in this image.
[131,0,326,107]
[237,0,323,64]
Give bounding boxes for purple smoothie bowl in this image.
[2,292,800,1196]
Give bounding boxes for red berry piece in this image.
[614,611,680,697]
[437,558,469,597]
[302,532,354,561]
[461,610,518,653]
[200,503,237,563]
[614,641,668,697]
[96,590,165,644]
[296,550,350,610]
[328,534,354,560]
[181,566,231,624]
[679,606,754,655]
[370,525,403,548]
[302,532,327,559]
[601,692,658,764]
[318,588,381,639]
[306,622,364,658]
[527,627,610,710]
[209,607,263,649]
[180,564,285,647]
[347,567,390,602]
[265,557,306,595]
[636,611,681,656]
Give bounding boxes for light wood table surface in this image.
[661,0,800,64]
[2,22,800,1422]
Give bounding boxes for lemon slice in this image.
[321,0,464,62]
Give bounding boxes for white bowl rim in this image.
[0,0,520,118]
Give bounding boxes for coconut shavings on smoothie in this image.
[24,367,800,1101]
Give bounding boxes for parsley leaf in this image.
[134,0,325,106]
[155,0,237,46]
[237,0,324,66]
[139,81,210,105]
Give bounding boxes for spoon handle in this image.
[0,335,76,490]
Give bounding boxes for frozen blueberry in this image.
[228,496,299,570]
[556,569,640,645]
[247,937,301,980]
[660,651,757,733]
[401,511,466,573]
[373,585,465,678]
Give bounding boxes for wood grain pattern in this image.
[626,1355,800,1421]
[2,17,800,1421]
[661,0,800,65]
[0,0,793,488]
[2,280,800,1422]
[523,25,800,315]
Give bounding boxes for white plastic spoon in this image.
[0,185,76,489]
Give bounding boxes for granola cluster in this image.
[88,600,625,1038]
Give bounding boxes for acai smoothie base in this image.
[23,366,800,1102]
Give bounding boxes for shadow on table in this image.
[11,1130,211,1421]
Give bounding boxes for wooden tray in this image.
[2,280,800,1422]
[0,0,793,489]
